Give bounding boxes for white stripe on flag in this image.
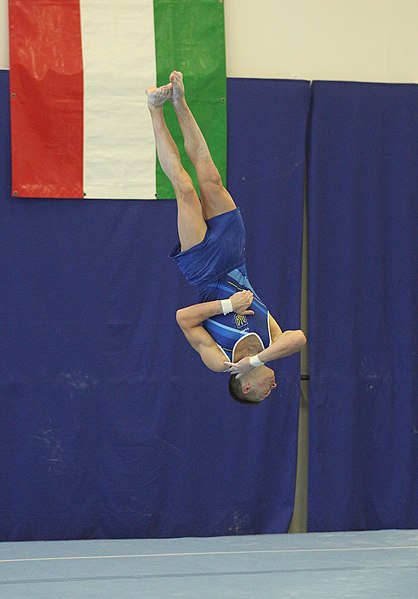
[80,0,157,199]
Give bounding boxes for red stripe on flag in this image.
[9,0,84,198]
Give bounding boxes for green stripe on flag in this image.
[153,0,227,199]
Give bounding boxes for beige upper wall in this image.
[1,0,417,82]
[225,0,418,83]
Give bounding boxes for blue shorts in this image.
[169,208,246,289]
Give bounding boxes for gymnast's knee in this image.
[198,161,224,190]
[173,169,196,200]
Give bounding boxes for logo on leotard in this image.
[234,314,248,328]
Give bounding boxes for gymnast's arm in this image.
[176,317,227,373]
[266,314,306,359]
[176,302,226,372]
[224,314,306,377]
[175,291,254,373]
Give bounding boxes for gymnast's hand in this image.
[230,290,254,315]
[224,357,254,379]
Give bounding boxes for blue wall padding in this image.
[0,71,309,540]
[308,81,418,531]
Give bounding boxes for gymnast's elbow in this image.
[176,308,190,330]
[293,330,307,351]
[176,309,185,326]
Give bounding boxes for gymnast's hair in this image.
[228,374,261,405]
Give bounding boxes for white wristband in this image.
[250,354,264,367]
[220,298,233,315]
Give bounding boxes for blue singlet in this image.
[170,208,271,360]
[199,266,271,361]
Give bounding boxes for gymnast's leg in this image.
[169,71,236,221]
[146,83,207,251]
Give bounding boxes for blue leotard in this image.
[199,266,271,361]
[170,208,271,360]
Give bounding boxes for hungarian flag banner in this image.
[9,0,226,199]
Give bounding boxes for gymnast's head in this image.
[228,366,277,404]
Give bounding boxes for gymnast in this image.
[146,71,306,404]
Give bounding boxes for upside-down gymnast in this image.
[146,71,306,404]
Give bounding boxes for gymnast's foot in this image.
[146,83,173,109]
[169,71,185,104]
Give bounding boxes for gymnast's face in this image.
[242,366,277,402]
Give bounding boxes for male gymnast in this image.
[146,71,306,404]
